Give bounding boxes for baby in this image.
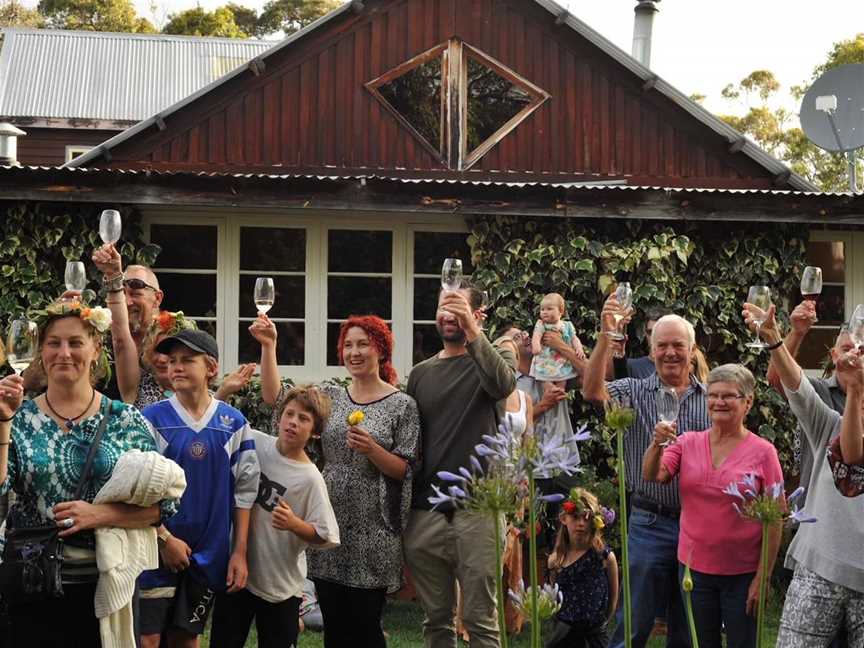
[530,293,584,389]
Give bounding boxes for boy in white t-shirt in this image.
[210,386,340,648]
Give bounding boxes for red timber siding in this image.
[17,128,122,166]
[102,0,778,188]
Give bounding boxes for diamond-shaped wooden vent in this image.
[367,39,549,171]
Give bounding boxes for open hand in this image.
[217,363,256,398]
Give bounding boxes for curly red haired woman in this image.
[336,315,398,385]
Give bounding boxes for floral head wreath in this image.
[31,300,113,335]
[561,490,616,530]
[155,310,197,336]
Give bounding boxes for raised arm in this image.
[0,374,24,487]
[248,314,281,406]
[92,243,140,403]
[743,304,802,392]
[766,301,815,392]
[582,293,627,403]
[837,350,864,465]
[531,322,543,356]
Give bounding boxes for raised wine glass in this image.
[64,261,87,293]
[607,282,632,342]
[254,277,275,315]
[848,304,864,349]
[441,258,462,292]
[99,210,122,245]
[746,285,772,350]
[800,266,823,323]
[656,386,680,447]
[6,317,38,375]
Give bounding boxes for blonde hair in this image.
[35,311,108,386]
[691,345,710,383]
[549,488,606,572]
[541,292,566,316]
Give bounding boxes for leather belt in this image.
[632,495,680,519]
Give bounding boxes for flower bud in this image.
[682,565,694,592]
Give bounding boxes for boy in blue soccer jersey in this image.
[138,330,260,648]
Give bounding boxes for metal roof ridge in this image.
[0,27,277,45]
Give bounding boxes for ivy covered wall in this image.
[469,215,811,480]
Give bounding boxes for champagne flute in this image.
[800,266,823,323]
[746,285,772,350]
[848,304,864,349]
[254,277,275,315]
[441,258,462,292]
[6,317,38,375]
[99,210,122,245]
[64,261,86,293]
[656,386,680,447]
[607,282,632,342]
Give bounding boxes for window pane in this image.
[817,285,845,326]
[157,273,217,318]
[239,275,304,319]
[466,56,532,154]
[798,328,839,370]
[198,320,217,341]
[240,227,305,272]
[414,232,473,274]
[806,241,845,283]
[326,322,342,366]
[238,322,304,366]
[150,224,217,269]
[377,56,442,152]
[413,324,442,365]
[414,277,441,320]
[328,277,391,319]
[328,230,392,273]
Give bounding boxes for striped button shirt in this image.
[607,373,710,509]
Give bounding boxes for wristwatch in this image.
[156,527,172,544]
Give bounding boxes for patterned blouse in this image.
[827,436,864,498]
[555,546,611,629]
[307,386,420,592]
[0,396,175,551]
[133,368,172,411]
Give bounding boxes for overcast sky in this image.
[114,0,864,116]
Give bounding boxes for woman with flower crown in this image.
[0,299,181,647]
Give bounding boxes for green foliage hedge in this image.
[469,215,810,481]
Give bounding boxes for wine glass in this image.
[6,317,38,375]
[99,210,122,245]
[800,266,823,323]
[607,282,632,342]
[441,258,462,292]
[745,285,772,350]
[480,290,491,312]
[254,277,275,315]
[656,386,679,447]
[848,304,864,349]
[64,261,86,293]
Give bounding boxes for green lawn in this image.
[201,597,782,647]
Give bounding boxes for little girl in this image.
[530,293,584,388]
[546,488,618,648]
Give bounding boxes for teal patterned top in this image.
[1,396,176,547]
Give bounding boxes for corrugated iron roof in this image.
[0,28,273,123]
[62,0,817,194]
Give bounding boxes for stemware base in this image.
[745,340,769,350]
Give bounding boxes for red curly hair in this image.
[337,315,398,385]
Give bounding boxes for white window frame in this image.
[65,146,92,163]
[141,208,466,381]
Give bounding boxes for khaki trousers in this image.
[403,509,500,648]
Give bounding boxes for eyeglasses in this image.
[123,278,159,293]
[707,393,745,403]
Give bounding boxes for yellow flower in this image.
[594,515,605,530]
[347,410,365,426]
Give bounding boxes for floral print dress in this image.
[307,386,420,593]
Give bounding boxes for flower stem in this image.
[493,512,509,648]
[757,522,769,648]
[684,590,699,648]
[616,429,632,648]
[528,474,540,648]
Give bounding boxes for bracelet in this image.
[0,413,14,422]
[765,340,784,351]
[0,441,9,446]
[102,273,125,293]
[102,272,124,283]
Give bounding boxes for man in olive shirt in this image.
[404,285,516,648]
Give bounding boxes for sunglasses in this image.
[123,278,159,292]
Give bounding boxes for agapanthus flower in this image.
[508,580,562,620]
[722,477,817,527]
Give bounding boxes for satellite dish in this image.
[800,63,864,191]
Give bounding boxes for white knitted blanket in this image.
[92,450,186,648]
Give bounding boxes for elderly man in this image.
[582,294,709,648]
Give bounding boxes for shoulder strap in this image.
[73,398,111,500]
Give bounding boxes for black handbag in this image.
[0,400,110,603]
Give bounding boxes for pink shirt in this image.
[661,429,784,575]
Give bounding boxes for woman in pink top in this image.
[642,364,784,648]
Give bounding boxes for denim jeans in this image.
[678,565,755,648]
[609,508,689,648]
